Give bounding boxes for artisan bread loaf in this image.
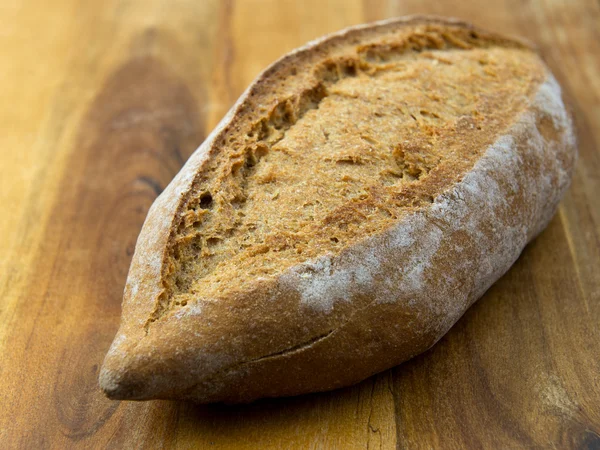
[100,16,577,403]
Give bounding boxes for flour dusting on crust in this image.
[281,75,574,338]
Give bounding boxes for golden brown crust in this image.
[99,16,577,403]
[156,17,539,323]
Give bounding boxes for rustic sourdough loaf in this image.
[100,16,577,403]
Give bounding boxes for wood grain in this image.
[0,0,598,448]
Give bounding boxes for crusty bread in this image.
[100,16,577,403]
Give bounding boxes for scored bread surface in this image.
[100,16,576,403]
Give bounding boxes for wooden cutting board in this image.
[1,0,598,448]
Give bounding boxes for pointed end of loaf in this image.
[99,333,155,401]
[99,367,130,400]
[99,355,144,401]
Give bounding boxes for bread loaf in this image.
[100,16,577,403]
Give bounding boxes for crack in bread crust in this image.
[145,22,542,329]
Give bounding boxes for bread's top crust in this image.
[145,17,544,327]
[100,16,576,402]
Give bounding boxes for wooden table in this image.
[1,0,599,448]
